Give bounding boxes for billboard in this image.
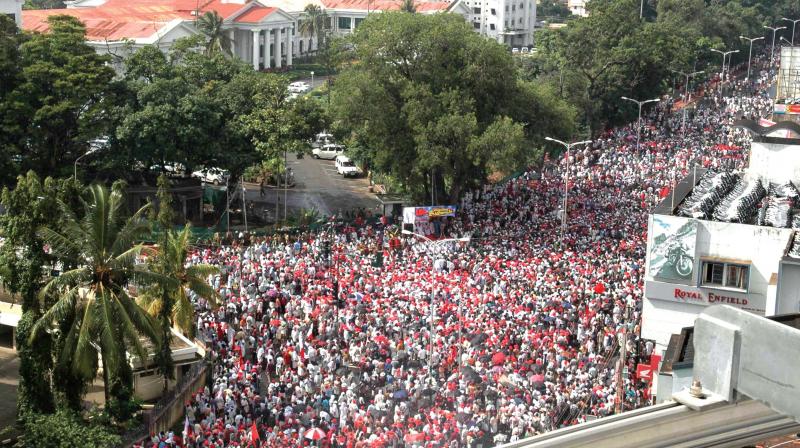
[777,46,800,105]
[648,216,698,282]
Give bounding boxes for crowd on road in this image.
[138,54,777,448]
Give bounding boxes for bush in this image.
[20,411,121,448]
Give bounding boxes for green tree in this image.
[0,15,25,185]
[400,0,417,13]
[330,12,571,202]
[538,0,573,21]
[0,173,82,416]
[20,410,120,448]
[196,11,232,56]
[29,184,172,421]
[22,0,66,9]
[4,15,113,178]
[299,4,328,53]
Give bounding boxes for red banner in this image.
[636,364,654,382]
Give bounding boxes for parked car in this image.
[511,47,520,54]
[312,143,345,160]
[150,162,187,177]
[191,167,229,185]
[288,81,310,93]
[521,47,530,53]
[335,155,362,177]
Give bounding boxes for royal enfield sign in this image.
[645,280,765,314]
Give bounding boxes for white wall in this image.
[749,141,800,185]
[0,0,23,28]
[777,262,800,315]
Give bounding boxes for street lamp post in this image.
[740,35,765,80]
[765,25,787,66]
[639,0,644,19]
[73,146,102,179]
[620,96,660,153]
[401,230,470,390]
[670,69,704,136]
[544,137,591,244]
[782,17,800,45]
[710,48,739,81]
[310,71,315,90]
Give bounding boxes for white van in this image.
[335,155,362,177]
[312,144,345,160]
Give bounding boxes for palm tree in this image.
[400,0,417,13]
[196,11,232,56]
[29,184,172,419]
[299,4,328,54]
[139,225,219,338]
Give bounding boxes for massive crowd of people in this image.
[139,54,778,448]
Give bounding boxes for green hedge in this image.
[20,411,121,448]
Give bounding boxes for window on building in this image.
[338,17,352,29]
[325,17,332,29]
[490,8,496,14]
[504,20,508,28]
[519,2,523,8]
[701,261,749,290]
[505,5,508,11]
[518,17,522,24]
[511,4,515,11]
[473,7,481,13]
[489,23,496,30]
[354,18,364,28]
[473,22,481,29]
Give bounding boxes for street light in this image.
[740,35,765,80]
[73,146,101,179]
[544,137,591,244]
[782,17,800,45]
[401,229,470,390]
[620,96,659,153]
[764,25,787,66]
[670,69,704,135]
[710,48,739,80]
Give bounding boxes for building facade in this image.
[20,0,484,71]
[1,0,23,27]
[462,0,536,47]
[642,135,800,353]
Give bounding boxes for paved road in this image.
[243,153,379,223]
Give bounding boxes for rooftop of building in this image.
[21,0,455,42]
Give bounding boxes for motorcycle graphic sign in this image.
[648,216,698,282]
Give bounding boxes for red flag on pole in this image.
[250,422,259,446]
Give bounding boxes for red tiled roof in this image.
[21,0,253,41]
[233,5,277,23]
[319,0,450,12]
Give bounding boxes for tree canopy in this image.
[329,12,575,203]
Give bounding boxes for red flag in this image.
[250,422,259,445]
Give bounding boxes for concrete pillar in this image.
[229,29,236,57]
[274,28,282,69]
[252,29,260,70]
[286,27,293,66]
[264,28,272,69]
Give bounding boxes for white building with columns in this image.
[461,0,536,47]
[21,0,473,71]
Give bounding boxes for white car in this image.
[288,81,310,93]
[312,144,345,160]
[335,155,362,177]
[151,162,187,176]
[191,167,229,185]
